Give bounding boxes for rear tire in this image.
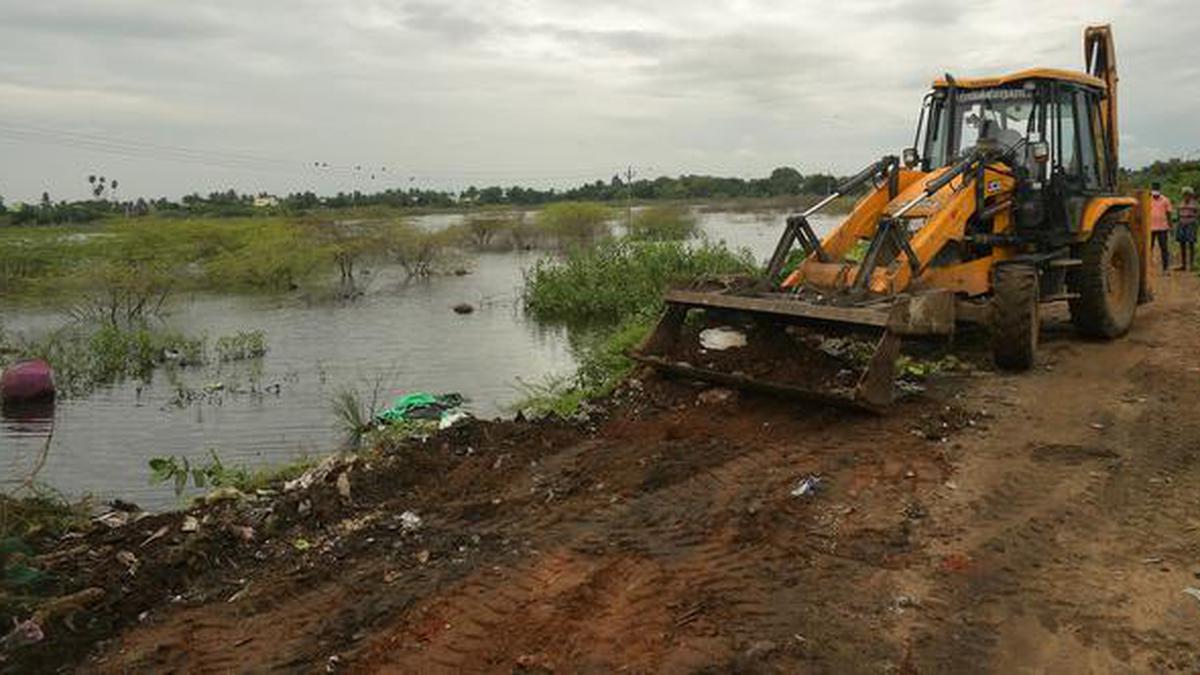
[992,264,1039,371]
[1069,221,1140,338]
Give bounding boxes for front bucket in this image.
[630,291,903,411]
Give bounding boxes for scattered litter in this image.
[399,511,423,532]
[376,392,465,425]
[698,326,748,351]
[94,511,131,529]
[1182,587,1200,606]
[903,501,927,519]
[115,550,139,575]
[452,302,474,315]
[293,538,313,551]
[697,387,738,406]
[228,583,251,604]
[438,410,471,430]
[790,475,823,498]
[336,471,352,500]
[227,524,256,543]
[0,619,44,649]
[743,640,778,659]
[181,515,200,533]
[140,525,169,548]
[1143,556,1164,565]
[415,549,431,565]
[1090,422,1107,430]
[285,454,358,493]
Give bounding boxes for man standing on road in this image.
[1150,182,1173,272]
[1176,187,1198,272]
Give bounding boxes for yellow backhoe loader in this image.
[632,25,1151,410]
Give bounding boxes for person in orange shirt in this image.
[1150,181,1173,272]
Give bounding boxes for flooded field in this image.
[1,210,835,508]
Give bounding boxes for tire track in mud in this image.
[909,316,1200,672]
[353,406,936,673]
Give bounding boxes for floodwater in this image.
[1,210,836,509]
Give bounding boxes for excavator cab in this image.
[631,25,1150,411]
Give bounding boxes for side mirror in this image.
[902,147,919,168]
[1032,141,1050,164]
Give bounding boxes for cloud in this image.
[0,0,1197,201]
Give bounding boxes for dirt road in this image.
[10,274,1200,674]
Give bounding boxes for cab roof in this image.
[932,68,1106,90]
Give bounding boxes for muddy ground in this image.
[4,274,1200,674]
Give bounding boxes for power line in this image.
[0,121,628,184]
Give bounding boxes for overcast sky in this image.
[0,0,1197,202]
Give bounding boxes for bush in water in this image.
[536,202,612,248]
[522,238,756,324]
[627,205,698,242]
[10,324,265,398]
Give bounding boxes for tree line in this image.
[0,166,837,225]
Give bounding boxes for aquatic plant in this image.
[536,202,612,248]
[380,221,463,278]
[522,238,756,324]
[214,330,268,362]
[330,373,391,449]
[626,205,698,242]
[148,450,315,498]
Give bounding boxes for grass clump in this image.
[148,450,316,498]
[509,319,653,420]
[13,324,203,396]
[4,324,266,398]
[627,205,698,241]
[214,330,268,362]
[522,238,756,324]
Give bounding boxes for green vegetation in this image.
[536,202,612,248]
[214,330,268,362]
[523,238,756,324]
[0,216,474,299]
[627,205,698,241]
[0,323,267,398]
[148,450,315,498]
[515,236,755,419]
[1,490,91,601]
[1124,158,1200,199]
[510,318,652,420]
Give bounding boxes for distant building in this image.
[253,195,280,208]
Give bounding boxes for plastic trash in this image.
[698,326,748,351]
[399,511,422,532]
[438,411,470,430]
[376,392,464,424]
[0,619,44,649]
[1183,587,1200,605]
[0,359,55,404]
[790,475,823,498]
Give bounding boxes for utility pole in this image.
[625,165,635,230]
